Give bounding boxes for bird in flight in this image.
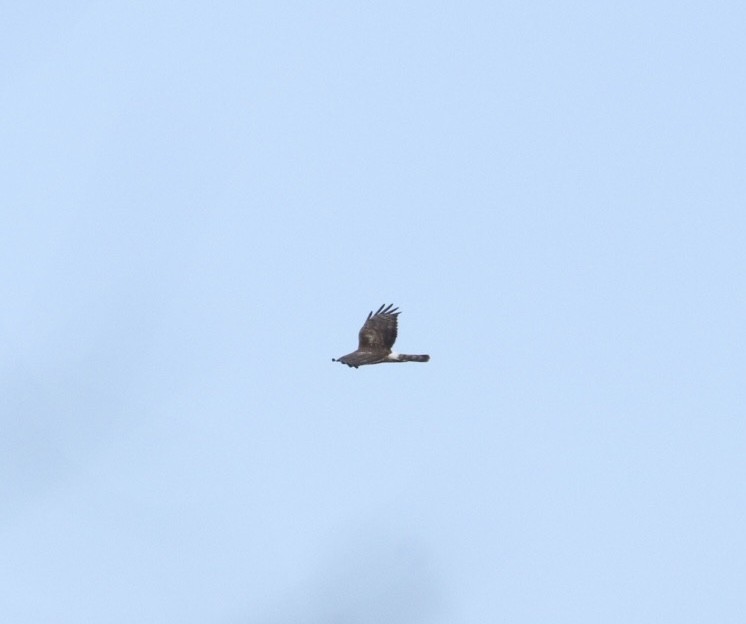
[332,304,430,368]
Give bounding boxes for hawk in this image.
[332,304,430,369]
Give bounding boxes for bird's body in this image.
[332,304,430,368]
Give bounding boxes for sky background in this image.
[2,1,745,622]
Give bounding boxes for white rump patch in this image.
[387,352,401,361]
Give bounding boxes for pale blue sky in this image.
[2,1,745,622]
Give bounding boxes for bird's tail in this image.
[398,354,430,363]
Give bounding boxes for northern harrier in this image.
[332,304,430,369]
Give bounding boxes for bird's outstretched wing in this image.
[357,303,399,351]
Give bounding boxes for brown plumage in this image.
[332,304,430,369]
